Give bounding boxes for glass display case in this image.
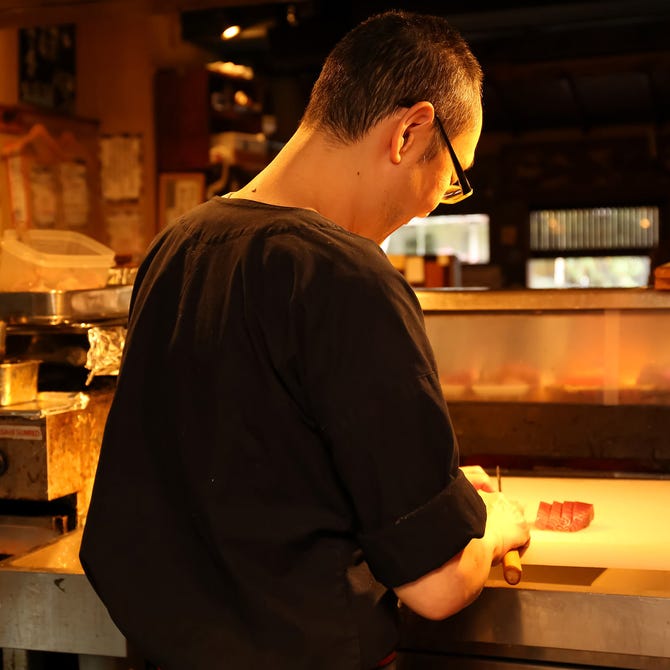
[416,288,670,475]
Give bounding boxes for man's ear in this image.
[389,101,435,165]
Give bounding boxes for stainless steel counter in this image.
[400,568,670,669]
[1,529,668,668]
[0,529,126,657]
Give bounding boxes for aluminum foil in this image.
[85,326,126,384]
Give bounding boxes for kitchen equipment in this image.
[0,285,132,326]
[0,358,39,406]
[0,388,112,572]
[0,392,91,501]
[0,274,126,587]
[419,288,670,475]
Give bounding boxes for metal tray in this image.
[0,391,89,418]
[0,286,132,326]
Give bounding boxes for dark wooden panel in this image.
[154,67,210,172]
[448,401,670,475]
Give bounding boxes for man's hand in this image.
[478,490,530,561]
[459,465,495,492]
[459,465,530,558]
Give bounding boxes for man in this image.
[80,10,529,670]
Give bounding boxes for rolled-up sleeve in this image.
[359,469,485,587]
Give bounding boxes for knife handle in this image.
[502,549,522,585]
[495,466,522,585]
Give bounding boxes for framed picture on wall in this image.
[158,172,205,229]
[18,24,76,113]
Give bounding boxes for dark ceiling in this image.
[181,0,670,134]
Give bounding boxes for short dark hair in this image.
[301,10,483,144]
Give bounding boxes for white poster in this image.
[100,134,142,201]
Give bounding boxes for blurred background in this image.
[1,0,670,288]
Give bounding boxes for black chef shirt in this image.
[80,198,486,670]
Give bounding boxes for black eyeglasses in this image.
[433,113,473,205]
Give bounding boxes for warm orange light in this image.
[206,61,254,80]
[234,90,250,107]
[221,25,241,40]
[639,218,651,229]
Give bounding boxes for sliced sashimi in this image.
[570,501,595,532]
[548,501,563,530]
[558,500,574,531]
[535,500,552,529]
[534,499,594,532]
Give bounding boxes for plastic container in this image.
[0,230,115,292]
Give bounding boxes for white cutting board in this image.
[500,476,670,571]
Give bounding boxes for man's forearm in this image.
[394,529,498,621]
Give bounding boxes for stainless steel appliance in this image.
[0,286,129,558]
[0,286,131,669]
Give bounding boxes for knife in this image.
[496,466,522,585]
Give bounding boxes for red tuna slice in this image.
[548,501,563,530]
[535,500,595,531]
[558,500,574,530]
[570,501,595,531]
[535,500,552,529]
